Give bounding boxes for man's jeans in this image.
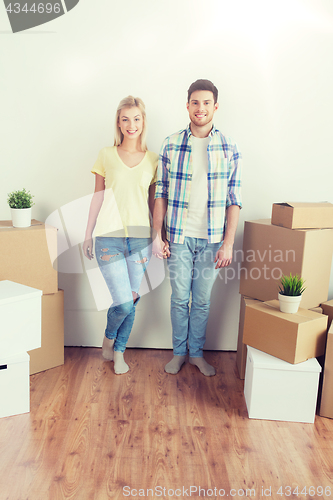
[95,237,151,353]
[167,237,222,358]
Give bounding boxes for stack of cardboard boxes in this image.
[0,220,64,418]
[236,202,333,423]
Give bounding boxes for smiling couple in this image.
[83,79,242,377]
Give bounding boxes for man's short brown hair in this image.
[187,79,218,104]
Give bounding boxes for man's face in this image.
[186,90,218,128]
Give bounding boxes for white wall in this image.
[1,0,333,350]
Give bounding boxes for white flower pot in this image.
[11,207,32,228]
[278,293,302,314]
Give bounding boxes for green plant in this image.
[278,273,306,296]
[7,188,34,209]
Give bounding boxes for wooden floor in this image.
[0,348,333,500]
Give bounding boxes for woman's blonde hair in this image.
[114,96,147,151]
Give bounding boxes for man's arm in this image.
[214,138,242,269]
[214,204,240,269]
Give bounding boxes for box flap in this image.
[247,219,272,225]
[248,346,321,373]
[285,202,333,209]
[0,280,42,305]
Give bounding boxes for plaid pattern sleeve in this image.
[226,140,242,209]
[155,138,170,199]
[155,126,242,244]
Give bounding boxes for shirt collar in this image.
[185,124,217,139]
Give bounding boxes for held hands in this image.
[152,233,170,259]
[214,242,233,269]
[83,238,94,260]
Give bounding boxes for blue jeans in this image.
[95,237,151,353]
[167,237,222,358]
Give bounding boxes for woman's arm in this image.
[152,197,170,259]
[83,174,105,260]
[148,183,155,220]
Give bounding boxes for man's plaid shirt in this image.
[155,124,242,244]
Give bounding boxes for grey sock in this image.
[189,357,216,376]
[102,336,114,361]
[114,351,129,375]
[165,355,186,374]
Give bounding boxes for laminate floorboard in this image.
[0,347,333,500]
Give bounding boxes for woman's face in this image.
[118,106,143,141]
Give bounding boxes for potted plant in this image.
[7,188,35,228]
[278,273,306,314]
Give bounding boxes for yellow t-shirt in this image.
[91,146,158,238]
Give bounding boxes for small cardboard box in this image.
[244,346,321,423]
[239,219,333,308]
[271,202,333,229]
[236,296,261,379]
[319,323,333,419]
[243,299,327,364]
[0,220,58,294]
[0,352,30,419]
[0,280,42,358]
[320,299,333,331]
[28,290,64,375]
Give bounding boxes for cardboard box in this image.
[319,323,333,419]
[239,219,333,308]
[243,299,327,364]
[28,290,64,375]
[320,299,333,331]
[271,202,333,230]
[0,220,58,294]
[244,346,321,423]
[0,352,30,419]
[0,280,42,358]
[236,296,261,379]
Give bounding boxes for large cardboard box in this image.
[0,280,42,358]
[28,290,64,375]
[272,202,333,229]
[320,299,333,331]
[243,299,327,364]
[244,346,321,423]
[0,220,58,294]
[0,352,30,419]
[236,296,260,379]
[239,219,333,309]
[319,323,333,419]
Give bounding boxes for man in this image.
[153,79,242,376]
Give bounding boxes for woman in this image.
[83,96,158,375]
